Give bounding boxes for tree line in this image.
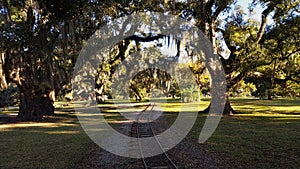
[0,0,299,120]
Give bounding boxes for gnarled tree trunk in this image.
[223,93,236,115]
[17,66,54,121]
[201,91,236,115]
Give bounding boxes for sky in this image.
[237,0,264,22]
[235,0,275,25]
[159,0,267,59]
[145,1,273,58]
[216,0,275,59]
[216,0,265,25]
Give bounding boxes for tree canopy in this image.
[0,0,299,120]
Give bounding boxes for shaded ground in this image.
[1,98,299,168]
[76,112,219,169]
[0,109,95,169]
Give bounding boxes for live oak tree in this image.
[213,0,299,114]
[1,0,299,120]
[0,0,107,120]
[90,0,234,108]
[247,15,300,98]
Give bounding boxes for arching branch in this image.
[257,3,275,44]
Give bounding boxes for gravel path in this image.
[76,111,220,169]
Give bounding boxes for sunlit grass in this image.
[158,101,208,112]
[0,111,95,169]
[204,116,300,168]
[230,97,300,115]
[1,97,299,168]
[0,108,18,115]
[156,97,300,168]
[188,97,300,168]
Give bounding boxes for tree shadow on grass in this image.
[0,115,94,169]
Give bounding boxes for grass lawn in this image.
[189,97,300,168]
[0,97,299,168]
[0,108,96,169]
[0,101,150,169]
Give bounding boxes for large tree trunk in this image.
[17,86,55,121]
[223,98,236,115]
[17,66,54,121]
[200,92,236,115]
[199,17,237,115]
[223,93,236,115]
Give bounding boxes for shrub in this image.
[0,84,19,108]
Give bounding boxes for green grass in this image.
[188,97,300,168]
[230,97,300,115]
[0,108,18,115]
[0,102,149,169]
[0,97,299,168]
[208,116,299,168]
[0,111,95,169]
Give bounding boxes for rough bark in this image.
[200,92,236,115]
[17,66,54,121]
[223,94,236,115]
[18,87,55,121]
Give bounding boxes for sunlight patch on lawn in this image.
[230,97,300,115]
[234,113,300,118]
[158,101,209,112]
[0,122,77,131]
[45,130,81,134]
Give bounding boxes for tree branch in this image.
[125,34,164,42]
[3,0,11,22]
[216,27,239,53]
[257,3,275,44]
[204,0,215,22]
[227,71,247,89]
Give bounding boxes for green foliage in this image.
[175,63,202,102]
[0,0,299,117]
[249,78,272,99]
[218,0,300,103]
[169,82,180,98]
[274,81,300,97]
[230,80,256,97]
[0,84,19,108]
[248,16,300,98]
